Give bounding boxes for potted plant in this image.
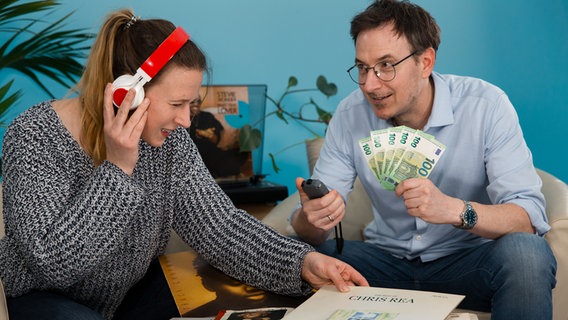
[239,75,337,173]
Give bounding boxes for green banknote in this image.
[383,130,446,190]
[359,126,446,191]
[383,126,416,179]
[370,129,388,179]
[358,136,380,180]
[382,126,401,179]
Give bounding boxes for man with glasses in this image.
[290,0,556,318]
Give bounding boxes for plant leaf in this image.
[275,110,289,124]
[0,1,57,24]
[0,2,94,98]
[268,153,280,173]
[238,124,262,152]
[287,76,298,89]
[0,80,22,126]
[310,98,333,124]
[316,75,338,97]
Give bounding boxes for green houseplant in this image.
[0,0,93,125]
[239,75,337,173]
[0,0,93,172]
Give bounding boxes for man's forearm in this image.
[467,202,535,239]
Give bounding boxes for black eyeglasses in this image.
[347,51,417,85]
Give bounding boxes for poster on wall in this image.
[189,85,267,186]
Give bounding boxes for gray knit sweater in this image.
[0,101,314,319]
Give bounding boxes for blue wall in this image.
[1,0,566,194]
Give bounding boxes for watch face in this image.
[464,205,478,227]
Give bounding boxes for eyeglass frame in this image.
[347,51,418,85]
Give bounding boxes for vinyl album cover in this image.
[189,85,267,186]
[159,250,306,318]
[215,307,294,320]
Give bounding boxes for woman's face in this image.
[142,66,203,147]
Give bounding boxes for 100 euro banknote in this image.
[359,136,380,180]
[382,130,446,190]
[359,127,446,191]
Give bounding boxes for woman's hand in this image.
[102,83,149,175]
[301,252,369,292]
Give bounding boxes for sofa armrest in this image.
[0,277,7,319]
[538,169,568,320]
[261,192,300,236]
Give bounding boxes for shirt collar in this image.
[424,71,454,130]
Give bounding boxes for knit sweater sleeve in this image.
[169,133,315,296]
[2,104,147,289]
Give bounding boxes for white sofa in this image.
[1,169,566,319]
[261,169,568,320]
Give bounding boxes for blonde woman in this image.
[0,9,367,320]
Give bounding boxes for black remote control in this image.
[301,179,330,199]
[301,178,344,254]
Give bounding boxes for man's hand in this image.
[395,178,463,225]
[291,178,345,245]
[301,252,369,292]
[297,178,345,231]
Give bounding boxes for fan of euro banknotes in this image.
[358,126,447,191]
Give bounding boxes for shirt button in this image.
[415,235,423,241]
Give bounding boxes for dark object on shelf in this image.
[220,179,288,204]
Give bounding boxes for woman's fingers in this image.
[103,83,116,126]
[103,84,148,136]
[102,83,148,175]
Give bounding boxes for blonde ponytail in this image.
[77,9,134,166]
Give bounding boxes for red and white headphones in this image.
[112,26,190,109]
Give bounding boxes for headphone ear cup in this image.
[112,74,145,109]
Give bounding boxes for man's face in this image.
[354,23,429,123]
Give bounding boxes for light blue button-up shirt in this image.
[311,72,549,262]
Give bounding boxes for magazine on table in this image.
[282,285,465,320]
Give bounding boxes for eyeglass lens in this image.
[347,51,416,85]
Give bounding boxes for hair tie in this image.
[125,15,139,29]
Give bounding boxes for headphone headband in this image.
[140,26,190,78]
[112,26,190,108]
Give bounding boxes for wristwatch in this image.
[455,200,477,230]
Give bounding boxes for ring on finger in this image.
[327,215,334,222]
